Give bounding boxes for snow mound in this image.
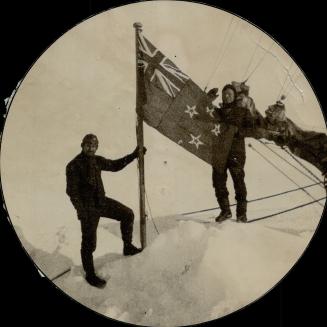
[57,219,307,326]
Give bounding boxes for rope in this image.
[204,16,234,91]
[51,268,71,282]
[242,34,264,81]
[278,61,294,100]
[214,19,240,76]
[145,189,160,235]
[283,71,302,99]
[248,196,326,223]
[248,143,324,207]
[181,181,320,216]
[245,40,275,82]
[205,18,240,90]
[283,147,324,185]
[258,140,324,187]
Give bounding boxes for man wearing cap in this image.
[212,84,255,223]
[66,134,146,288]
[264,100,327,186]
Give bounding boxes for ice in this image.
[7,138,324,325]
[47,218,311,326]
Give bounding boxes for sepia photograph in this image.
[1,0,326,326]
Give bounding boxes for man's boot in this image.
[85,274,106,288]
[215,198,232,223]
[236,201,247,223]
[123,243,142,256]
[81,250,106,288]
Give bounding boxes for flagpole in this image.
[133,22,147,249]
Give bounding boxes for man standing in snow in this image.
[212,84,255,223]
[66,134,146,288]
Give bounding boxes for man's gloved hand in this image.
[132,145,147,158]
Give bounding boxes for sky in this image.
[1,0,325,228]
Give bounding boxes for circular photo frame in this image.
[1,1,326,326]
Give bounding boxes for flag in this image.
[136,32,237,171]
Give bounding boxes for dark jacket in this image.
[66,151,136,217]
[261,117,327,173]
[216,103,255,157]
[217,104,254,130]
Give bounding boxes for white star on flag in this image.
[211,124,221,136]
[188,134,204,150]
[206,106,215,118]
[185,105,198,119]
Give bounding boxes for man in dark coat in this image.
[66,134,146,288]
[263,99,327,189]
[212,84,255,223]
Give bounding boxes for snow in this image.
[45,214,315,326]
[5,138,325,325]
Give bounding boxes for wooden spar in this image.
[133,22,147,249]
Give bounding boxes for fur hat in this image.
[222,84,237,96]
[232,81,250,96]
[274,100,285,110]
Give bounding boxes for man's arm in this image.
[98,146,146,172]
[239,107,267,138]
[66,163,85,214]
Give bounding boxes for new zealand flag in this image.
[137,32,236,171]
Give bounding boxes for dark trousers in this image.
[212,153,247,204]
[79,197,134,275]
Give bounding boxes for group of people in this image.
[66,80,325,288]
[207,81,327,225]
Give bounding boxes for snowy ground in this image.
[12,186,324,326]
[5,140,325,326]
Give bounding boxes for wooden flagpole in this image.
[133,22,147,249]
